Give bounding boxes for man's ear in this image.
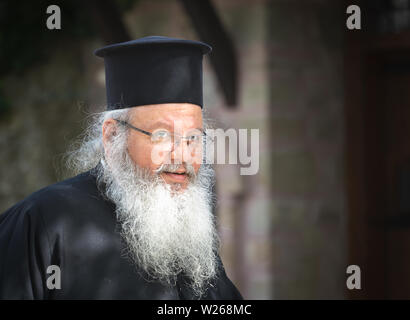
[102,118,118,150]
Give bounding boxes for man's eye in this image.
[188,135,201,142]
[152,130,170,141]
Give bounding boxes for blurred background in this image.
[1,0,410,299]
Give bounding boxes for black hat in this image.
[94,36,212,110]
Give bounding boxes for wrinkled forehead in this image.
[129,103,203,130]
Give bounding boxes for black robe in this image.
[0,170,242,300]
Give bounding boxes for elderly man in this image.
[0,36,242,299]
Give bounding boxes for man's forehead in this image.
[130,103,203,124]
[131,102,202,113]
[146,120,204,133]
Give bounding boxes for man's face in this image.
[99,103,217,294]
[125,103,203,190]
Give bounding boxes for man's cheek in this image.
[151,145,170,165]
[185,145,203,166]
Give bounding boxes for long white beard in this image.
[97,148,219,297]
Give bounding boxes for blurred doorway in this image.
[364,52,410,299]
[346,2,410,296]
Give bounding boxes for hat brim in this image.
[94,36,212,57]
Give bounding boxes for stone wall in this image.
[268,0,347,299]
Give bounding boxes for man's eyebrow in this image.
[146,121,173,130]
[146,121,204,133]
[184,127,204,133]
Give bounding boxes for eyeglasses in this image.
[115,119,206,150]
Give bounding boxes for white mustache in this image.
[154,163,196,179]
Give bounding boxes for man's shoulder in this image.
[33,170,99,200]
[27,170,99,205]
[0,170,105,223]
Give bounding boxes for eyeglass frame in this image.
[114,119,209,148]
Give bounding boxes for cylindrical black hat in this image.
[94,36,212,110]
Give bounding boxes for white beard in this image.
[97,145,219,297]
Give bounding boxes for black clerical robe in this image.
[0,170,242,300]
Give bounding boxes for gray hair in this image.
[65,108,132,175]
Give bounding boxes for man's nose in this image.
[170,138,191,165]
